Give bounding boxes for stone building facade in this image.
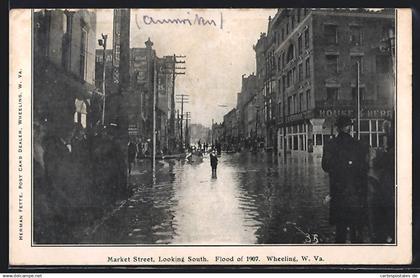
[271,8,394,155]
[34,9,97,134]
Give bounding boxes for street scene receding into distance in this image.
[33,8,396,244]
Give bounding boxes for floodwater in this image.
[86,152,335,244]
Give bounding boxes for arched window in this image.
[287,44,294,62]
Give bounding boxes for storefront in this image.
[277,107,393,155]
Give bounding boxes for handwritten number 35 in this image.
[304,233,319,244]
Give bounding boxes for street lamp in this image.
[98,33,108,126]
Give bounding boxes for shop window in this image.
[371,120,377,132]
[293,135,298,150]
[315,134,322,146]
[360,133,370,144]
[299,135,304,150]
[371,133,378,148]
[379,134,384,147]
[325,24,338,44]
[378,120,384,132]
[360,120,369,132]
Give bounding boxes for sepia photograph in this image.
[9,7,413,266]
[30,8,398,245]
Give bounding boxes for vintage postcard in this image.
[9,8,412,266]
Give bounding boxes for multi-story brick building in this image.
[271,8,394,155]
[34,10,97,134]
[223,108,238,148]
[236,74,257,140]
[263,16,278,151]
[96,38,175,151]
[253,33,267,144]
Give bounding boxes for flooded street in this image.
[86,152,335,244]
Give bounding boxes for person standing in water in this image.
[210,149,218,178]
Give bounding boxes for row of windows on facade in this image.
[277,89,312,117]
[263,88,311,121]
[267,22,371,73]
[273,8,311,47]
[277,53,390,92]
[279,83,389,118]
[266,28,309,72]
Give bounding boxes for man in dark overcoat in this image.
[322,115,369,243]
[210,149,218,178]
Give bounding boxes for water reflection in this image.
[87,152,334,244]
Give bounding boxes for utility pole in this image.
[176,94,189,150]
[211,118,214,145]
[185,112,191,148]
[160,55,186,153]
[152,59,158,176]
[176,109,180,148]
[98,33,108,125]
[356,61,361,140]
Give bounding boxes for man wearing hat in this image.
[322,115,369,243]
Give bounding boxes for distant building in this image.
[236,74,257,140]
[212,122,224,145]
[223,108,238,147]
[96,38,175,151]
[189,123,211,145]
[253,33,267,143]
[263,15,278,151]
[34,9,97,134]
[269,8,394,155]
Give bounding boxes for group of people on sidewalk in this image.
[33,120,128,243]
[322,115,395,243]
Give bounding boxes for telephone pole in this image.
[176,94,189,150]
[160,55,186,153]
[185,112,191,148]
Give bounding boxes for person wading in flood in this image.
[128,140,137,175]
[210,149,218,178]
[322,115,368,243]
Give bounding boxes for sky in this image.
[96,9,276,127]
